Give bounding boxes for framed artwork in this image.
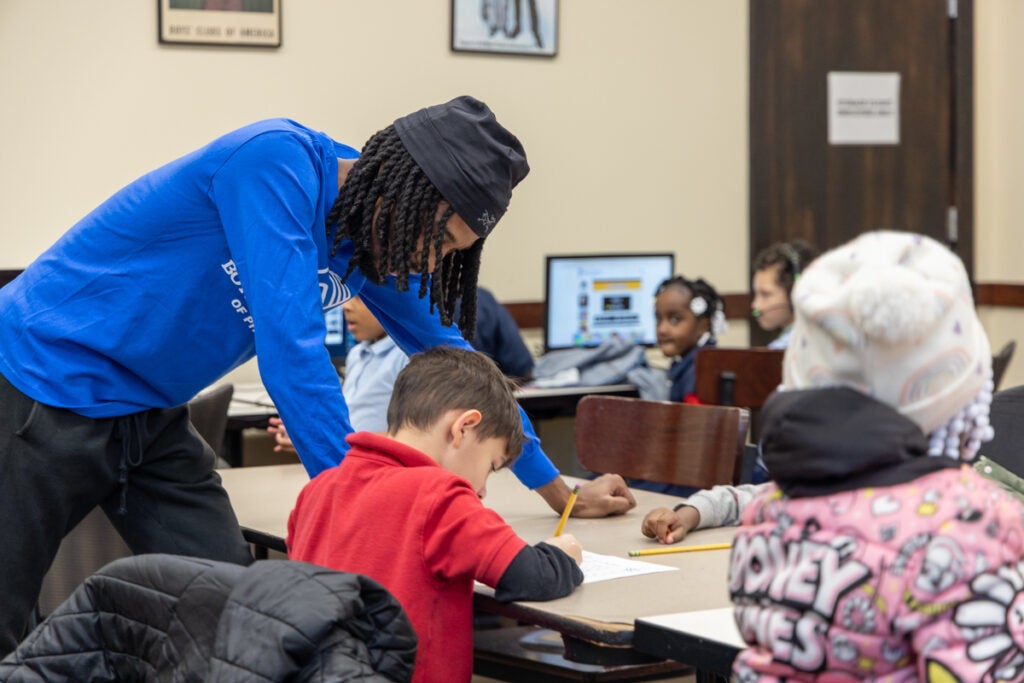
[451,0,558,57]
[159,0,281,48]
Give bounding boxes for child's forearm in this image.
[680,483,769,529]
[493,543,583,602]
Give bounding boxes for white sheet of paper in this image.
[579,550,679,584]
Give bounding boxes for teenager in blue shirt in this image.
[268,295,407,443]
[0,96,635,654]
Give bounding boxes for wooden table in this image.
[223,382,639,467]
[217,463,736,673]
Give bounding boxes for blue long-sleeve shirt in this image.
[0,118,558,487]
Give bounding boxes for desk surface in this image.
[228,382,639,419]
[228,383,276,418]
[218,463,735,649]
[223,381,638,470]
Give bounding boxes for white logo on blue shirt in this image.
[319,268,351,310]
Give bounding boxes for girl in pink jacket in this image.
[729,231,1024,682]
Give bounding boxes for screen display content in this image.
[323,306,354,358]
[544,253,675,351]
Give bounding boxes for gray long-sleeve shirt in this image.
[677,483,768,529]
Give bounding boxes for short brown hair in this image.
[386,346,525,460]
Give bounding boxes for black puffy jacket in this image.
[0,554,416,682]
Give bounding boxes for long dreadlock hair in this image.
[325,125,481,337]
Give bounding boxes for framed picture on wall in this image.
[451,0,558,57]
[159,0,282,48]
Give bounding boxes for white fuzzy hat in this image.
[784,231,991,436]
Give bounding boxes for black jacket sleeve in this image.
[493,542,583,602]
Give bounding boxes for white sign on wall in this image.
[827,72,901,145]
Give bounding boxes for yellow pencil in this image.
[554,484,580,537]
[628,542,732,557]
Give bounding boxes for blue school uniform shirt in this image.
[0,118,557,487]
[768,326,792,350]
[343,337,408,433]
[667,340,715,402]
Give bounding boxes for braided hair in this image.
[656,275,727,342]
[325,125,480,335]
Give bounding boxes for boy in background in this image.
[268,289,534,444]
[287,347,583,683]
[336,296,408,432]
[268,295,406,442]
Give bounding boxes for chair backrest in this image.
[980,383,1024,477]
[693,347,784,408]
[992,340,1016,391]
[574,395,750,489]
[188,383,235,460]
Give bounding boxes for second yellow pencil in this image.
[628,542,732,557]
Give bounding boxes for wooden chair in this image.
[693,347,784,450]
[574,395,750,488]
[693,347,783,408]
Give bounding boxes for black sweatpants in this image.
[0,373,253,656]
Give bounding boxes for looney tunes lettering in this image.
[729,523,872,673]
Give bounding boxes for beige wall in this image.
[976,0,1024,284]
[975,0,1024,388]
[0,0,747,293]
[0,1,1019,385]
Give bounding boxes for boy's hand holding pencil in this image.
[545,484,583,563]
[544,534,583,564]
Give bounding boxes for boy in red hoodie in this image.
[287,346,583,682]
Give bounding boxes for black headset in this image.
[779,242,803,281]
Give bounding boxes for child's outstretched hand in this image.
[544,534,583,564]
[266,416,297,454]
[641,506,700,544]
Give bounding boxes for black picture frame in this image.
[451,0,558,57]
[159,0,281,48]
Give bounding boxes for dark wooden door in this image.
[749,0,973,341]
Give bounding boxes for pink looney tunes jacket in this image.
[729,388,1024,682]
